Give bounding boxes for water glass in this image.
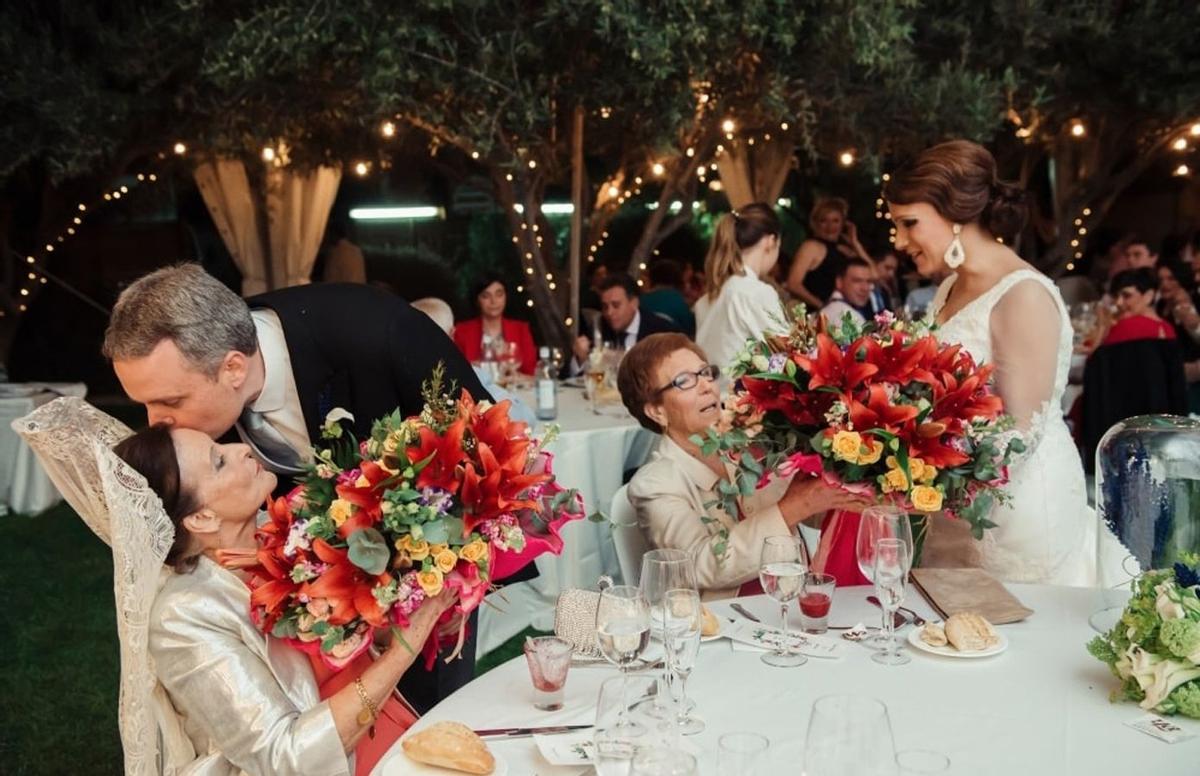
[856,505,913,648]
[631,748,698,776]
[758,535,808,667]
[522,635,572,710]
[596,586,651,672]
[595,675,655,775]
[718,732,770,775]
[804,695,898,776]
[662,588,703,735]
[640,549,698,714]
[871,539,911,666]
[895,749,951,774]
[800,572,837,634]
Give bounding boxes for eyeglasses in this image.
[654,364,720,395]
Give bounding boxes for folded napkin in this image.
[910,568,1033,624]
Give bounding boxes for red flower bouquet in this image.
[246,367,584,669]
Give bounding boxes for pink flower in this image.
[779,452,824,478]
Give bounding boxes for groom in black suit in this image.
[104,264,509,712]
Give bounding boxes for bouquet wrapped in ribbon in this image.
[245,367,584,669]
[702,309,1025,564]
[1088,555,1200,718]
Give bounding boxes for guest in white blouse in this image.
[618,333,868,600]
[694,203,788,371]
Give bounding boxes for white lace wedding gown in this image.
[930,268,1128,586]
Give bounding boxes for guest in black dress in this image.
[785,196,874,309]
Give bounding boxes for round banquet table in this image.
[478,383,656,652]
[0,382,88,514]
[375,583,1198,775]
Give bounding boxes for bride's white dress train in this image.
[930,269,1129,586]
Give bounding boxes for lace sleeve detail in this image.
[989,278,1064,456]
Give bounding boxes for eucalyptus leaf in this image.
[347,527,390,574]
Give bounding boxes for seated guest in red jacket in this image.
[1102,268,1175,346]
[453,273,538,375]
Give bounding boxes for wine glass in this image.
[855,505,913,649]
[640,549,697,715]
[596,585,651,673]
[631,748,698,776]
[758,535,808,667]
[594,674,659,775]
[872,539,911,666]
[662,588,703,735]
[804,695,898,776]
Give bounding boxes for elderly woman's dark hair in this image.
[617,333,708,433]
[469,273,508,306]
[883,140,1028,244]
[1109,268,1158,297]
[113,425,200,573]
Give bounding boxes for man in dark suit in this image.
[569,272,683,374]
[103,263,502,713]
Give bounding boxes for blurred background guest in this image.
[1099,269,1173,346]
[639,258,696,338]
[820,257,874,330]
[871,250,903,313]
[570,273,679,374]
[1155,259,1200,408]
[617,333,866,600]
[694,203,787,371]
[319,214,367,284]
[784,197,873,308]
[453,273,538,375]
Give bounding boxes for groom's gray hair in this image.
[103,263,258,377]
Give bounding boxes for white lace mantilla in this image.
[14,398,194,775]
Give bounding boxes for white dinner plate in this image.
[379,741,509,776]
[906,625,1008,658]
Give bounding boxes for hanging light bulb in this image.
[1191,123,1200,136]
[354,162,369,176]
[381,121,396,138]
[1173,137,1189,152]
[838,150,855,167]
[173,142,187,155]
[1174,164,1191,177]
[1069,120,1086,138]
[721,118,735,133]
[652,162,665,177]
[262,147,276,162]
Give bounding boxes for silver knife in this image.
[473,724,592,739]
[730,603,761,623]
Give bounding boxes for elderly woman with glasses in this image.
[617,333,866,600]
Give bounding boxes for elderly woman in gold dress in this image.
[617,333,867,599]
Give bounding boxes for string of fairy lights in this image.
[13,116,1196,320]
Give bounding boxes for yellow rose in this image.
[885,455,900,469]
[920,465,938,484]
[382,433,399,455]
[910,485,944,512]
[857,439,884,465]
[831,430,864,463]
[417,568,444,596]
[435,548,458,573]
[459,540,488,563]
[408,539,431,561]
[882,467,911,493]
[328,499,354,527]
[908,458,926,482]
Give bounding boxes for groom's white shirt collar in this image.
[247,310,311,454]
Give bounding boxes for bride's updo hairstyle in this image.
[883,140,1027,244]
[114,424,201,573]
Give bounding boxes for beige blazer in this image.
[627,435,795,600]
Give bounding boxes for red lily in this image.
[793,334,879,392]
[301,539,391,628]
[408,418,467,491]
[459,442,548,534]
[470,399,535,476]
[847,384,920,435]
[332,460,389,537]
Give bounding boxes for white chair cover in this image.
[609,484,649,586]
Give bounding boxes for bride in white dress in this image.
[884,140,1127,586]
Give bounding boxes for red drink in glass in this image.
[799,573,836,634]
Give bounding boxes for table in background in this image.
[0,383,88,514]
[479,383,655,653]
[382,583,1197,776]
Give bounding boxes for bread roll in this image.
[402,721,495,774]
[700,605,720,637]
[919,622,947,647]
[944,612,999,652]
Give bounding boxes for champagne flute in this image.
[855,505,913,649]
[640,549,698,717]
[758,535,808,667]
[596,586,652,673]
[662,588,703,735]
[804,695,898,776]
[872,538,911,666]
[594,674,658,775]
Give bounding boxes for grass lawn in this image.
[3,502,545,775]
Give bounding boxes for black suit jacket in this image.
[598,309,683,347]
[247,283,500,712]
[1081,337,1188,472]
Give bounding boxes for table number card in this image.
[1124,714,1198,744]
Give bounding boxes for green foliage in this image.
[346,527,390,574]
[1162,682,1200,719]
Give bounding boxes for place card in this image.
[1124,714,1198,744]
[723,618,846,659]
[534,728,595,765]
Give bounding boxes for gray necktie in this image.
[237,407,306,476]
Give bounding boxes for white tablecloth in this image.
[479,385,655,652]
[381,583,1197,775]
[0,383,88,514]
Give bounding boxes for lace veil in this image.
[14,397,195,775]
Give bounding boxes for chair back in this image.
[610,484,650,586]
[1056,275,1100,305]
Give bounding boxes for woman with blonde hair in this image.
[785,196,873,308]
[693,203,787,370]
